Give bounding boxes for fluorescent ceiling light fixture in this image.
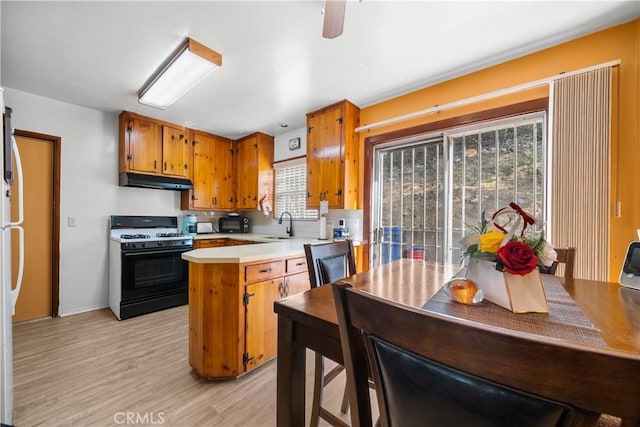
[139,38,222,110]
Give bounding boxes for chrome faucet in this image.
[278,211,293,237]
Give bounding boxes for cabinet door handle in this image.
[243,293,255,305]
[153,160,157,170]
[278,282,285,297]
[164,161,167,171]
[296,262,305,266]
[259,268,272,273]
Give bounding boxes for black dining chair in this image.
[541,247,576,278]
[304,240,357,427]
[331,280,640,427]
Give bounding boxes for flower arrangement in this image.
[461,202,556,276]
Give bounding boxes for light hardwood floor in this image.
[12,306,351,427]
[13,305,619,427]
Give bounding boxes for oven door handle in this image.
[122,248,191,257]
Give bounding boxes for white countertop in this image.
[182,233,359,264]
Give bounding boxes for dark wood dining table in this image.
[273,259,640,426]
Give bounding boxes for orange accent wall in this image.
[359,19,640,281]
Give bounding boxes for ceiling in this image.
[2,1,639,140]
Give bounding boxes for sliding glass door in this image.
[370,135,446,268]
[371,112,546,268]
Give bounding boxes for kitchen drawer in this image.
[245,260,285,284]
[286,257,308,274]
[194,238,227,249]
[226,239,262,246]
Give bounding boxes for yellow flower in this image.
[478,231,506,253]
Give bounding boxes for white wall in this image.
[4,88,181,316]
[274,127,306,162]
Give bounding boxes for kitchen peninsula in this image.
[182,235,315,379]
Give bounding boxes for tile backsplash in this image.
[180,210,364,242]
[246,209,364,241]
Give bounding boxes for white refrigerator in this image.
[0,87,26,426]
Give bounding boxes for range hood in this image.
[119,172,193,190]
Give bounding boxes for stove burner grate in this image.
[120,234,151,240]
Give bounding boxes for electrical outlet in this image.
[68,216,77,227]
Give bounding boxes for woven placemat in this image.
[422,276,607,347]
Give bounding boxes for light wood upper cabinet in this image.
[119,111,191,179]
[162,125,189,178]
[306,112,324,207]
[188,130,213,210]
[235,132,274,211]
[181,130,235,211]
[306,100,360,209]
[211,136,235,210]
[235,135,258,208]
[119,113,161,174]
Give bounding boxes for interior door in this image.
[370,136,446,268]
[12,135,53,322]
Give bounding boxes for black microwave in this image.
[219,216,250,233]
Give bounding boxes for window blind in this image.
[274,158,318,220]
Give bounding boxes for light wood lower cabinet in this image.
[244,278,280,371]
[193,238,262,249]
[188,255,309,379]
[193,239,227,249]
[280,256,309,298]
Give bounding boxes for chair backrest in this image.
[304,240,356,288]
[332,281,640,427]
[544,247,576,278]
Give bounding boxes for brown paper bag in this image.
[467,258,548,313]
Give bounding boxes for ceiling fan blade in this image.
[323,0,346,39]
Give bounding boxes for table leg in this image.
[277,314,306,427]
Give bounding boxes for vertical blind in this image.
[551,67,611,280]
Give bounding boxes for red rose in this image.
[496,241,537,275]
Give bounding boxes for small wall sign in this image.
[288,137,301,151]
